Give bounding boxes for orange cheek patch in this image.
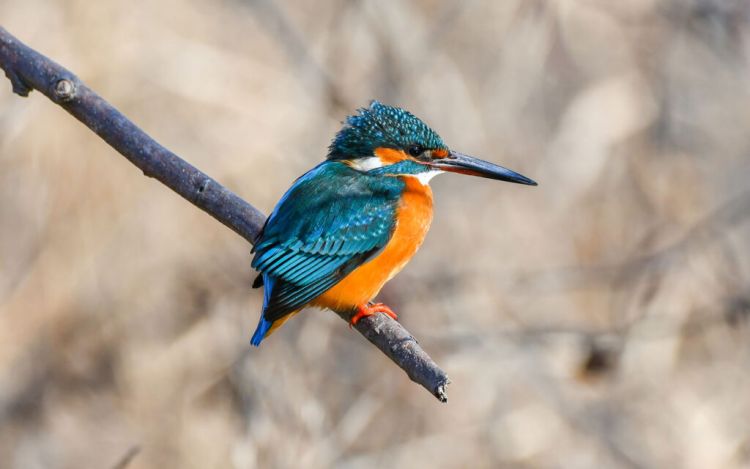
[374,147,408,164]
[432,148,448,159]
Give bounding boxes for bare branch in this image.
[0,25,449,402]
[110,446,140,469]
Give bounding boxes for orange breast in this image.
[311,176,433,312]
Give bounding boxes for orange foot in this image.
[349,303,398,327]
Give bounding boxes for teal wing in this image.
[251,162,403,333]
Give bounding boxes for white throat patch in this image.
[348,157,443,185]
[412,170,443,185]
[349,157,384,171]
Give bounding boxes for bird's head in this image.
[328,101,537,186]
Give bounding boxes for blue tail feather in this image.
[251,273,275,347]
[250,316,272,346]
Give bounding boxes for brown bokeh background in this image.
[2,1,750,468]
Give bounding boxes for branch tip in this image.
[435,381,449,403]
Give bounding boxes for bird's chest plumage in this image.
[312,176,433,311]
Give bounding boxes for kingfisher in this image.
[250,101,536,346]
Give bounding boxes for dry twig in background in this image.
[0,25,449,402]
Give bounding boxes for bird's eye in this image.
[407,144,424,157]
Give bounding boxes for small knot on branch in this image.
[197,179,210,194]
[390,336,415,353]
[52,78,76,102]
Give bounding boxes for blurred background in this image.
[1,0,750,467]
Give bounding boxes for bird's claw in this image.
[349,303,398,327]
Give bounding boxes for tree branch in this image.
[0,26,449,402]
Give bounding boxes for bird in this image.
[250,101,536,346]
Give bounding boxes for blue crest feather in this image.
[328,101,446,160]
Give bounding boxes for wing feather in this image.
[251,162,403,322]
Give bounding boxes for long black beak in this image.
[429,150,537,186]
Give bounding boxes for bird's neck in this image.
[398,174,434,212]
